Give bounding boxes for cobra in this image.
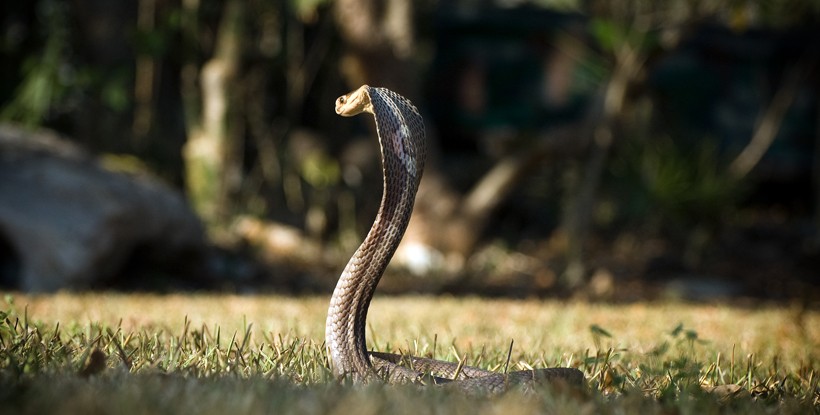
[326,85,583,393]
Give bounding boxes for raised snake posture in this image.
[326,85,584,393]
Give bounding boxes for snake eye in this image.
[338,96,346,104]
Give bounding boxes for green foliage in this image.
[0,1,72,125]
[300,151,341,189]
[97,68,132,112]
[589,18,658,53]
[1,1,135,125]
[290,0,332,22]
[641,138,741,222]
[608,135,744,231]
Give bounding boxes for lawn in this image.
[1,292,817,414]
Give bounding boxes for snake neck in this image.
[326,87,426,380]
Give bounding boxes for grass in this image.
[1,292,818,414]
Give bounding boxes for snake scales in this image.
[326,85,584,393]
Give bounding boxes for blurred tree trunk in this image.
[561,33,646,288]
[729,63,807,179]
[333,0,416,93]
[181,0,245,225]
[132,0,156,143]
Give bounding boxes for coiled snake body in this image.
[326,85,583,393]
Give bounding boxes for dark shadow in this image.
[0,230,20,290]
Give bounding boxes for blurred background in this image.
[0,0,818,303]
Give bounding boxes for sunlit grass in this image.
[1,293,818,414]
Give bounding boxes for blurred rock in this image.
[0,124,205,292]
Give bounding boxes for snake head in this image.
[335,85,374,117]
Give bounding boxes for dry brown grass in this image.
[11,293,817,361]
[2,292,818,414]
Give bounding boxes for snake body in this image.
[326,85,583,393]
